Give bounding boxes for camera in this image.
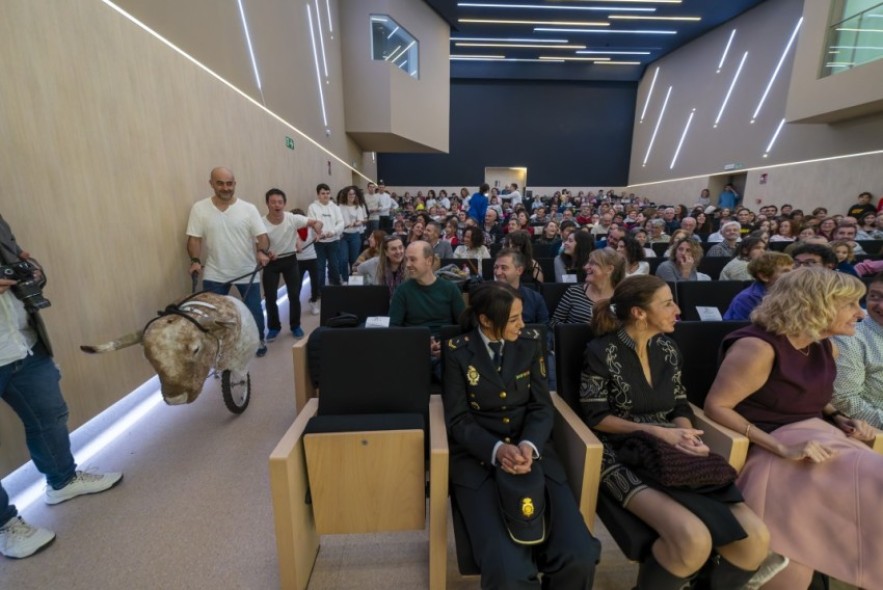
[1,260,51,311]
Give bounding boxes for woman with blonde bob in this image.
[705,268,883,589]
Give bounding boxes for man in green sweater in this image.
[390,241,465,372]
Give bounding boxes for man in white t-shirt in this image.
[186,167,271,356]
[364,182,381,235]
[262,188,323,340]
[377,181,395,231]
[307,183,345,293]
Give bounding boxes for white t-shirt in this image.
[262,212,309,256]
[0,291,38,366]
[364,192,381,220]
[186,198,266,282]
[505,190,523,208]
[307,200,344,242]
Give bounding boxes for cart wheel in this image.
[221,370,250,414]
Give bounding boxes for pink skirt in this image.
[736,418,883,588]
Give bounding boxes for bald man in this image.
[186,167,271,356]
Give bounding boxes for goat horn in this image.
[80,331,143,354]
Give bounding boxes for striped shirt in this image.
[549,284,595,327]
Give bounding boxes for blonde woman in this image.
[705,269,883,589]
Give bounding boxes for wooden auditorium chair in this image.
[269,327,449,590]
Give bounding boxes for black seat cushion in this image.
[304,413,424,434]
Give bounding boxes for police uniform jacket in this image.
[443,327,565,489]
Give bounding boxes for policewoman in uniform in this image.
[443,282,600,589]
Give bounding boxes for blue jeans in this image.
[314,240,341,293]
[0,342,77,524]
[202,279,266,343]
[339,232,362,280]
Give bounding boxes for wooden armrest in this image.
[292,337,316,413]
[690,403,749,472]
[428,395,449,590]
[269,398,319,590]
[551,392,602,533]
[867,427,883,454]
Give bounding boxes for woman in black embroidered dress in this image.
[579,275,770,590]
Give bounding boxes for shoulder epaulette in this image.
[447,334,470,350]
[519,328,541,340]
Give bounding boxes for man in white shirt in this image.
[502,183,523,208]
[187,167,271,356]
[262,188,323,340]
[307,183,345,294]
[0,214,123,559]
[364,182,381,235]
[833,274,883,427]
[376,181,395,232]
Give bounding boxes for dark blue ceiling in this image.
[424,0,769,81]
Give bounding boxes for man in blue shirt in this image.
[718,184,740,209]
[723,252,793,320]
[467,183,489,224]
[493,249,549,324]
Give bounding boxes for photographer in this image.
[0,214,122,559]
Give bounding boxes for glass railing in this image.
[822,1,883,76]
[370,14,419,79]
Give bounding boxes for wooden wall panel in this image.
[0,0,361,474]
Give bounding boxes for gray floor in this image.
[0,281,847,589]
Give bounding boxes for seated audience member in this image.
[424,220,454,259]
[829,240,859,276]
[616,235,650,277]
[353,229,386,270]
[833,273,883,427]
[647,218,670,244]
[790,242,836,270]
[503,230,544,283]
[661,229,691,258]
[554,231,593,283]
[550,249,625,327]
[357,235,406,297]
[390,241,465,374]
[846,191,877,220]
[595,225,625,250]
[632,228,656,258]
[515,210,534,237]
[454,226,491,260]
[655,238,710,282]
[679,216,701,241]
[833,221,866,255]
[443,282,600,589]
[768,219,797,243]
[535,221,562,247]
[706,221,741,258]
[405,219,425,245]
[494,249,549,325]
[723,252,793,320]
[816,217,838,241]
[719,237,767,282]
[856,211,877,240]
[870,212,883,239]
[705,269,883,590]
[443,218,460,248]
[580,275,770,589]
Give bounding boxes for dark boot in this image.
[708,556,758,590]
[635,554,694,590]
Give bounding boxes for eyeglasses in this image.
[792,259,823,267]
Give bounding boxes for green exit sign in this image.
[285,136,295,150]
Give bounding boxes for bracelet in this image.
[744,423,753,439]
[190,257,202,265]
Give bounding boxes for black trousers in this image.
[261,256,301,330]
[298,258,320,302]
[454,474,600,590]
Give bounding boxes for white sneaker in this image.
[0,516,55,559]
[310,301,320,315]
[45,470,123,505]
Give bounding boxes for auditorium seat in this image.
[319,285,390,326]
[269,327,448,590]
[676,281,748,321]
[697,256,731,280]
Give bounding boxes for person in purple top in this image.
[723,252,793,321]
